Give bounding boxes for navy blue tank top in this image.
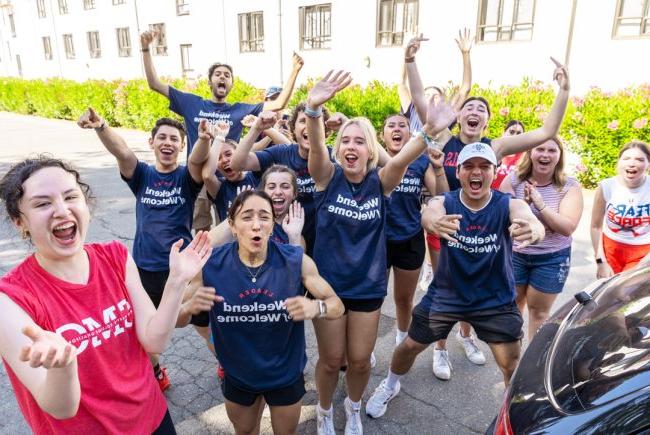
[211,172,259,221]
[204,240,306,391]
[419,190,515,312]
[386,154,430,241]
[442,136,492,191]
[270,222,290,245]
[313,165,388,299]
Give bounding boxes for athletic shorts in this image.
[221,374,305,407]
[387,231,425,270]
[512,247,571,294]
[426,232,441,252]
[408,302,523,344]
[603,234,650,274]
[341,297,384,314]
[152,409,176,435]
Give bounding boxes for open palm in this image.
[308,70,352,108]
[169,231,212,283]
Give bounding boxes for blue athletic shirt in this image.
[442,136,492,191]
[419,189,515,313]
[386,154,430,241]
[255,144,333,255]
[124,161,201,271]
[271,222,290,245]
[313,165,388,300]
[204,240,306,391]
[209,172,259,221]
[168,87,263,154]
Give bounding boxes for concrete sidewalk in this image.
[0,112,597,434]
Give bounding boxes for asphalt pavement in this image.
[0,112,596,434]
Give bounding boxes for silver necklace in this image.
[244,264,265,283]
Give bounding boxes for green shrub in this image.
[1,76,649,187]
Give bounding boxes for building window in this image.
[180,44,192,75]
[300,3,331,50]
[84,0,96,10]
[478,0,535,42]
[376,0,418,47]
[176,0,189,15]
[116,27,131,57]
[42,36,53,60]
[58,0,68,14]
[63,34,75,59]
[87,31,101,58]
[9,13,16,37]
[37,0,47,18]
[613,0,650,38]
[238,11,264,52]
[148,23,168,55]
[112,0,125,4]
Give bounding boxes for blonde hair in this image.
[515,136,567,189]
[333,117,381,172]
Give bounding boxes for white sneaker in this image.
[370,351,376,368]
[316,405,335,435]
[456,330,486,365]
[366,379,401,418]
[344,397,363,435]
[432,348,452,380]
[418,263,433,292]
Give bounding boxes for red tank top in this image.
[0,242,166,434]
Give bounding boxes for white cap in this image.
[457,142,497,166]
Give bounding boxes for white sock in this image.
[396,329,408,345]
[318,403,332,416]
[347,397,361,410]
[385,369,402,390]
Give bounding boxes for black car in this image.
[488,265,650,434]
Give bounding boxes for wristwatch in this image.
[595,258,603,264]
[317,300,327,318]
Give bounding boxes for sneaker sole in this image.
[366,384,401,419]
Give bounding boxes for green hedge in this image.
[1,76,649,187]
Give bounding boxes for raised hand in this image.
[19,324,76,369]
[275,118,291,137]
[509,218,541,248]
[455,28,473,54]
[197,119,216,142]
[215,120,230,140]
[77,107,104,129]
[307,70,352,108]
[168,231,212,284]
[285,296,319,321]
[282,201,305,241]
[524,181,545,210]
[550,57,569,91]
[324,112,349,132]
[140,30,157,49]
[405,33,428,59]
[241,114,257,128]
[424,94,458,137]
[433,214,462,243]
[292,51,304,70]
[184,286,223,314]
[427,148,445,169]
[254,111,278,130]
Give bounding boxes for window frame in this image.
[87,31,101,58]
[37,0,46,18]
[376,0,419,47]
[612,0,650,39]
[299,3,332,50]
[180,43,193,75]
[112,0,126,5]
[58,0,68,14]
[8,12,16,37]
[476,0,537,43]
[63,33,75,59]
[42,36,53,60]
[148,23,168,56]
[176,0,189,16]
[116,27,131,57]
[83,0,96,10]
[238,11,265,53]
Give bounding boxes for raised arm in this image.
[264,52,304,112]
[428,148,449,194]
[198,121,228,198]
[492,57,570,160]
[77,108,138,179]
[188,119,218,184]
[230,112,279,172]
[405,35,429,129]
[525,181,583,236]
[140,31,169,98]
[306,71,352,190]
[398,62,411,112]
[454,28,473,111]
[509,198,545,249]
[379,95,457,195]
[590,186,613,278]
[0,295,80,419]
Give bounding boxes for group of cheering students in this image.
[1,28,649,435]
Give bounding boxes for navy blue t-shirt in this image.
[204,241,306,391]
[419,189,515,313]
[442,136,492,191]
[313,165,388,300]
[255,144,333,255]
[209,172,259,221]
[271,222,290,245]
[386,154,430,241]
[168,87,263,154]
[124,161,201,271]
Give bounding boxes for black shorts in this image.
[137,268,169,308]
[386,231,425,271]
[221,374,306,407]
[408,302,523,344]
[341,297,384,314]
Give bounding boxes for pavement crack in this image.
[399,389,484,434]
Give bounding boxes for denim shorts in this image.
[512,247,571,294]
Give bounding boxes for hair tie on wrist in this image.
[405,57,415,63]
[304,106,322,118]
